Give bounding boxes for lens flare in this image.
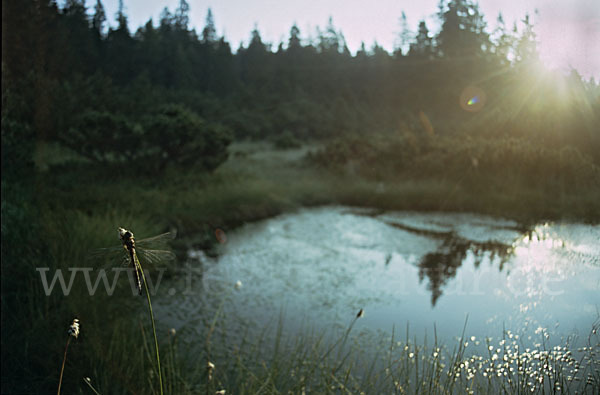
[460,86,486,112]
[418,110,434,136]
[215,228,227,244]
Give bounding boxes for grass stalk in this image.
[58,318,79,395]
[137,257,164,395]
[57,338,71,395]
[83,377,102,395]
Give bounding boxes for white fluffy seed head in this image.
[68,318,80,339]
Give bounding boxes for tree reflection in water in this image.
[386,221,515,306]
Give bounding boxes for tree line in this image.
[2,0,599,176]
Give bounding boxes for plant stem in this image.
[57,338,71,395]
[83,378,102,395]
[137,257,164,395]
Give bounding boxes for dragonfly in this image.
[92,227,177,295]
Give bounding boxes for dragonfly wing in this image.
[106,253,130,269]
[87,245,121,259]
[88,245,129,268]
[92,231,176,269]
[138,248,176,266]
[135,232,176,249]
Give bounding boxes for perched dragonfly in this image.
[92,227,176,295]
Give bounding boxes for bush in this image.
[58,105,232,173]
[143,104,232,171]
[272,130,302,149]
[1,116,35,181]
[1,79,37,181]
[309,133,600,191]
[59,110,141,163]
[308,133,420,177]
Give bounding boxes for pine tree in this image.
[175,0,190,30]
[159,7,174,30]
[248,26,266,51]
[409,20,433,59]
[92,0,106,35]
[107,0,135,84]
[238,25,269,85]
[202,8,217,44]
[491,12,515,66]
[64,0,85,13]
[394,11,411,57]
[318,17,341,54]
[62,0,98,74]
[116,0,128,32]
[514,13,539,64]
[288,24,301,51]
[435,0,489,59]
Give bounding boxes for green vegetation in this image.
[3,141,599,393]
[57,104,232,172]
[310,133,600,221]
[272,131,303,150]
[2,0,600,393]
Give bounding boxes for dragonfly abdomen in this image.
[125,245,143,295]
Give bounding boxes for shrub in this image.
[142,104,232,171]
[59,110,141,163]
[309,132,600,191]
[272,130,302,149]
[308,133,419,177]
[58,105,232,173]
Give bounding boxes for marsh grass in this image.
[171,304,599,394]
[154,269,599,394]
[3,141,599,393]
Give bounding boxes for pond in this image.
[157,207,600,353]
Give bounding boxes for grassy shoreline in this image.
[34,141,600,240]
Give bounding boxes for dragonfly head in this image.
[118,227,134,241]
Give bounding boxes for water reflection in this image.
[386,221,514,306]
[160,207,599,353]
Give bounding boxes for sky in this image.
[91,0,599,79]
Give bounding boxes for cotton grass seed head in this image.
[207,361,215,381]
[68,318,80,339]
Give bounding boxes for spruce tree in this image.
[92,0,106,36]
[175,0,190,30]
[202,8,217,44]
[409,20,434,59]
[394,11,411,57]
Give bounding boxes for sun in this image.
[539,45,571,73]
